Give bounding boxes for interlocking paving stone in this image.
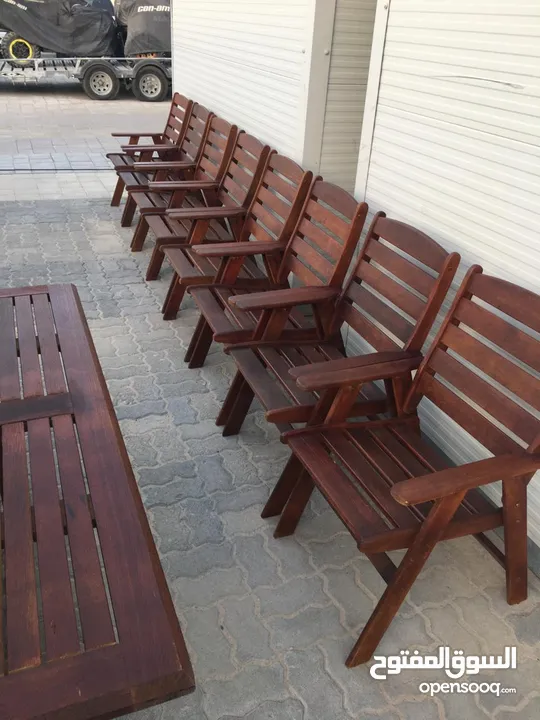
[1,85,539,720]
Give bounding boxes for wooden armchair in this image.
[119,103,214,228]
[159,153,313,320]
[142,132,271,281]
[126,114,239,251]
[107,93,193,207]
[185,181,368,371]
[215,214,459,438]
[269,266,540,667]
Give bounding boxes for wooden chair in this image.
[213,214,459,438]
[142,132,271,281]
[119,103,213,228]
[159,152,313,321]
[107,92,193,207]
[125,114,238,251]
[267,266,540,667]
[0,284,194,717]
[184,182,369,371]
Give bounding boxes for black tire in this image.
[132,66,169,102]
[82,64,120,101]
[1,32,41,66]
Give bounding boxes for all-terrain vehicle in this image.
[0,0,171,101]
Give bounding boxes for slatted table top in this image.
[0,285,194,720]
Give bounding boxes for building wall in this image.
[170,0,315,161]
[320,0,377,190]
[355,0,540,545]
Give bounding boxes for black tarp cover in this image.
[0,0,118,56]
[115,0,170,56]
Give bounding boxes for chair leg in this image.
[503,477,529,605]
[261,454,304,518]
[216,371,245,426]
[121,195,136,227]
[221,377,255,437]
[185,319,214,369]
[184,316,209,363]
[130,216,150,252]
[162,274,186,320]
[146,242,167,280]
[111,177,125,207]
[273,470,314,538]
[346,491,467,667]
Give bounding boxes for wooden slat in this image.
[256,348,314,405]
[28,418,80,661]
[48,284,192,680]
[0,393,72,426]
[390,424,498,518]
[3,422,40,671]
[430,347,536,445]
[357,261,426,320]
[297,216,344,262]
[230,348,293,412]
[341,303,400,352]
[374,217,449,271]
[366,240,435,298]
[304,197,350,239]
[422,375,522,456]
[14,295,43,398]
[32,293,66,395]
[441,322,540,411]
[0,297,20,401]
[262,166,300,203]
[469,274,540,333]
[288,433,389,542]
[345,281,413,344]
[254,186,292,225]
[53,415,116,651]
[286,236,334,284]
[0,503,3,676]
[454,298,539,374]
[323,433,418,529]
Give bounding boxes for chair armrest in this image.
[134,161,196,172]
[291,350,422,392]
[147,179,218,191]
[166,206,247,220]
[111,132,162,139]
[229,286,340,312]
[192,241,285,258]
[391,454,540,506]
[121,143,172,153]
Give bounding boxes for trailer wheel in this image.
[1,32,41,66]
[132,66,169,102]
[82,64,120,101]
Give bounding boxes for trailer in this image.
[0,55,171,101]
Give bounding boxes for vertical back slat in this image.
[14,296,43,398]
[53,415,116,650]
[3,422,40,671]
[32,293,67,395]
[0,298,20,401]
[28,418,80,661]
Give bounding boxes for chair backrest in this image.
[217,132,271,209]
[178,103,213,165]
[277,180,368,291]
[404,267,540,456]
[239,152,313,247]
[162,93,193,146]
[334,213,460,352]
[194,116,238,183]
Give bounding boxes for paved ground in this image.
[1,84,540,720]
